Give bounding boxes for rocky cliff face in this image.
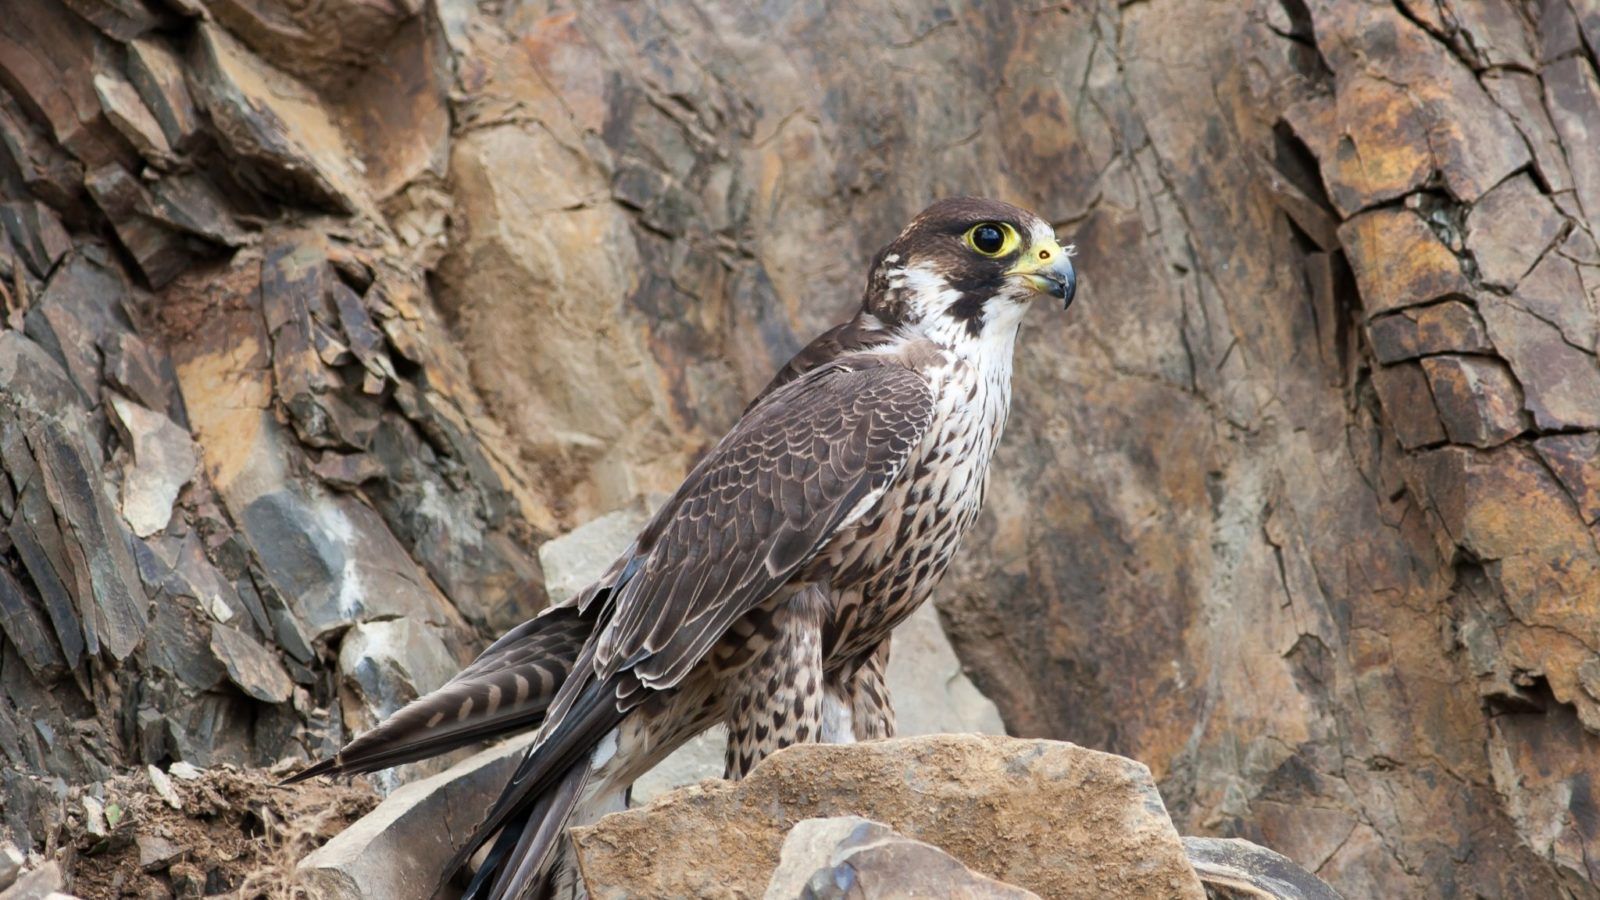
[0,1,1597,897]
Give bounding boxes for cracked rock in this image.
[1420,355,1527,449]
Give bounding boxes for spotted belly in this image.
[809,371,1003,668]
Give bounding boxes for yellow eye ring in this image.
[964,221,1021,258]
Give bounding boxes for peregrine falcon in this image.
[290,197,1077,898]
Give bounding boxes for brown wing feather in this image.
[593,355,934,690]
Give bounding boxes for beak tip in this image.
[1056,260,1077,310]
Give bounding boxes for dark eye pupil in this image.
[974,224,1004,253]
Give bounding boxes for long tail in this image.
[447,673,628,900]
[284,606,591,784]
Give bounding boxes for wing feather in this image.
[592,356,934,690]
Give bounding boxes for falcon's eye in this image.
[964,222,1019,258]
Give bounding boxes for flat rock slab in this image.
[295,732,536,900]
[1182,837,1342,900]
[572,734,1206,900]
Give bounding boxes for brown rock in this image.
[1515,252,1597,351]
[126,38,200,151]
[1338,207,1469,319]
[1465,174,1566,289]
[1543,58,1600,233]
[1479,297,1600,430]
[1535,433,1600,525]
[92,69,172,165]
[188,23,374,216]
[571,735,1206,900]
[1419,355,1527,448]
[1366,300,1492,364]
[0,201,71,280]
[135,831,183,872]
[1370,361,1445,449]
[1481,69,1574,195]
[1290,4,1528,213]
[762,817,1041,900]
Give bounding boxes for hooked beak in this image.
[1008,239,1077,309]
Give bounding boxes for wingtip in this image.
[280,756,339,786]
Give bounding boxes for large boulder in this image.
[571,734,1207,899]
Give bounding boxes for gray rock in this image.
[126,38,200,150]
[146,765,181,810]
[136,832,183,871]
[109,394,197,537]
[1182,837,1343,900]
[0,842,22,891]
[295,732,538,900]
[765,816,1040,899]
[536,503,651,605]
[209,623,293,704]
[0,861,61,900]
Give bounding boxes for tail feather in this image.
[444,675,626,898]
[284,607,591,785]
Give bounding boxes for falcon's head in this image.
[862,197,1076,348]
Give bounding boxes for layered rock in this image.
[0,0,1596,897]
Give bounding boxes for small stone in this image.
[1420,355,1527,448]
[1370,362,1446,449]
[1339,207,1470,319]
[312,452,385,491]
[764,816,1040,900]
[167,762,201,780]
[167,862,204,900]
[146,765,181,810]
[0,201,71,280]
[81,795,108,838]
[136,832,183,872]
[295,733,540,900]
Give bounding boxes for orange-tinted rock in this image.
[1366,300,1492,364]
[1339,207,1470,319]
[1420,355,1527,448]
[1371,361,1446,449]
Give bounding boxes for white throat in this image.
[894,263,1028,369]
